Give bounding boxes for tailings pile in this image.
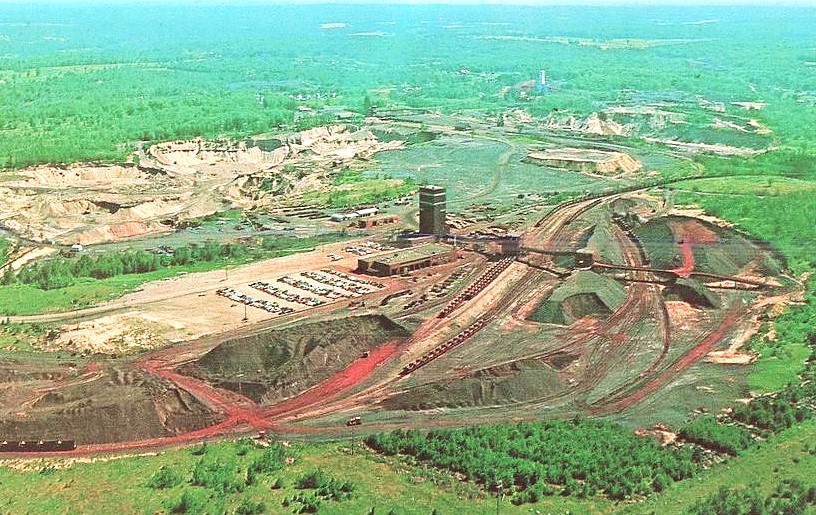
[0,364,218,445]
[528,271,626,325]
[382,358,568,411]
[184,315,409,404]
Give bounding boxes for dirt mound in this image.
[0,367,218,445]
[381,358,566,410]
[666,278,721,309]
[41,312,168,355]
[18,165,150,188]
[634,216,761,276]
[526,148,641,175]
[543,112,630,137]
[529,271,625,325]
[185,315,409,404]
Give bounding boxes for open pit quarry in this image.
[0,125,403,246]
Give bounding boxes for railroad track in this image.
[437,257,515,318]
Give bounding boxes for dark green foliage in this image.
[235,499,266,515]
[190,442,208,456]
[233,438,254,456]
[169,489,209,514]
[12,234,345,291]
[248,443,288,475]
[687,479,816,515]
[287,492,322,514]
[191,456,244,494]
[147,465,182,489]
[365,419,696,503]
[679,416,754,455]
[731,386,814,432]
[296,469,356,502]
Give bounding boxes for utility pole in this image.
[346,416,362,455]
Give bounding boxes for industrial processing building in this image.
[419,185,447,235]
[356,243,456,276]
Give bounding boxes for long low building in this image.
[356,243,457,276]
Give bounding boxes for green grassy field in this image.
[1,421,815,514]
[746,340,811,394]
[0,439,616,515]
[629,420,816,515]
[0,269,188,316]
[671,176,816,197]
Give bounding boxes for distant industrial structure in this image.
[418,185,447,236]
[536,69,550,94]
[330,207,379,222]
[356,214,399,229]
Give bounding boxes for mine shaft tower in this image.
[419,185,447,236]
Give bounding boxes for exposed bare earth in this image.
[0,126,403,245]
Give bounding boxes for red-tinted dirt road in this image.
[261,341,398,418]
[671,237,695,278]
[589,300,743,416]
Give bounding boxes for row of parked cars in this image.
[216,287,296,315]
[278,275,347,300]
[250,281,325,307]
[301,270,375,296]
[320,268,385,289]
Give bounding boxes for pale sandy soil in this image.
[0,126,403,246]
[665,300,705,330]
[39,239,409,353]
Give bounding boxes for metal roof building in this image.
[356,243,456,276]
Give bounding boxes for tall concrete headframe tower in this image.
[419,185,447,236]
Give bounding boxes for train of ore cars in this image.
[0,439,77,452]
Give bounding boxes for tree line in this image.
[5,234,344,291]
[365,418,697,504]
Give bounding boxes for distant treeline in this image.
[5,235,344,290]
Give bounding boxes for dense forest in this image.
[1,4,814,168]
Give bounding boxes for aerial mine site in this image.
[2,3,815,513]
[0,108,798,451]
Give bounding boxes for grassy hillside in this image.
[631,420,816,515]
[0,438,615,514]
[1,421,815,514]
